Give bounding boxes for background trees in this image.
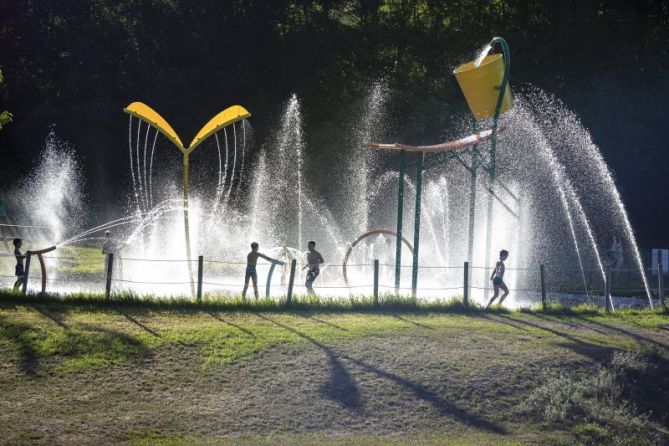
[0,0,667,244]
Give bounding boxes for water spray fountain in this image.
[123,102,251,292]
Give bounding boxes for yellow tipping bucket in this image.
[453,54,512,119]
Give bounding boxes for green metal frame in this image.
[393,36,511,298]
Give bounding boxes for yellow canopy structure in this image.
[123,101,252,296]
[188,105,251,151]
[123,102,251,153]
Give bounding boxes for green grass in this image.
[0,291,667,445]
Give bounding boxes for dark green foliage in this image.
[0,1,668,242]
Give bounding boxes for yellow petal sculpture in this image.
[123,102,252,295]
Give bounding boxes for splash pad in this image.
[1,38,656,309]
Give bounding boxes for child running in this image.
[304,240,324,296]
[242,242,281,299]
[13,238,25,291]
[486,249,509,309]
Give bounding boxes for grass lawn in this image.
[0,292,667,445]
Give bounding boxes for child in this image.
[304,240,325,296]
[13,238,25,291]
[486,249,509,309]
[242,242,280,299]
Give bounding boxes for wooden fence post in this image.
[197,255,204,304]
[287,259,296,305]
[105,253,114,300]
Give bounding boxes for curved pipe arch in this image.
[342,229,413,286]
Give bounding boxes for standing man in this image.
[304,240,324,296]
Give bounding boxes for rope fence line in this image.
[3,252,663,310]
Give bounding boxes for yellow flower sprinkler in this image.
[123,102,251,294]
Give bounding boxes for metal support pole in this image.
[467,166,477,266]
[395,150,406,293]
[483,36,511,297]
[658,251,664,307]
[411,152,424,298]
[183,154,195,296]
[196,255,203,303]
[483,191,494,295]
[21,252,32,295]
[467,119,479,267]
[105,253,114,300]
[540,264,547,311]
[287,259,296,305]
[463,261,469,305]
[605,266,612,313]
[373,259,379,306]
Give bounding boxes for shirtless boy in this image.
[486,249,509,309]
[242,242,280,299]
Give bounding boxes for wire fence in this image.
[0,251,664,310]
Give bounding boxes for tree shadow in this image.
[207,311,256,337]
[256,314,362,410]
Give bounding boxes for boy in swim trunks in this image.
[486,249,509,309]
[13,238,25,291]
[304,240,324,296]
[242,242,280,299]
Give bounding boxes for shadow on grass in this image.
[118,309,161,338]
[0,314,41,375]
[572,315,668,351]
[207,311,256,337]
[0,313,152,375]
[493,314,617,363]
[295,313,349,331]
[392,314,435,330]
[257,314,362,410]
[257,314,505,433]
[33,306,69,330]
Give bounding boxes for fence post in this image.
[197,255,203,304]
[105,253,114,300]
[605,266,612,313]
[373,259,379,306]
[287,259,296,305]
[21,252,32,295]
[658,251,665,307]
[463,261,469,306]
[540,264,547,311]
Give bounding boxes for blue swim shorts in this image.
[492,276,503,286]
[245,265,257,275]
